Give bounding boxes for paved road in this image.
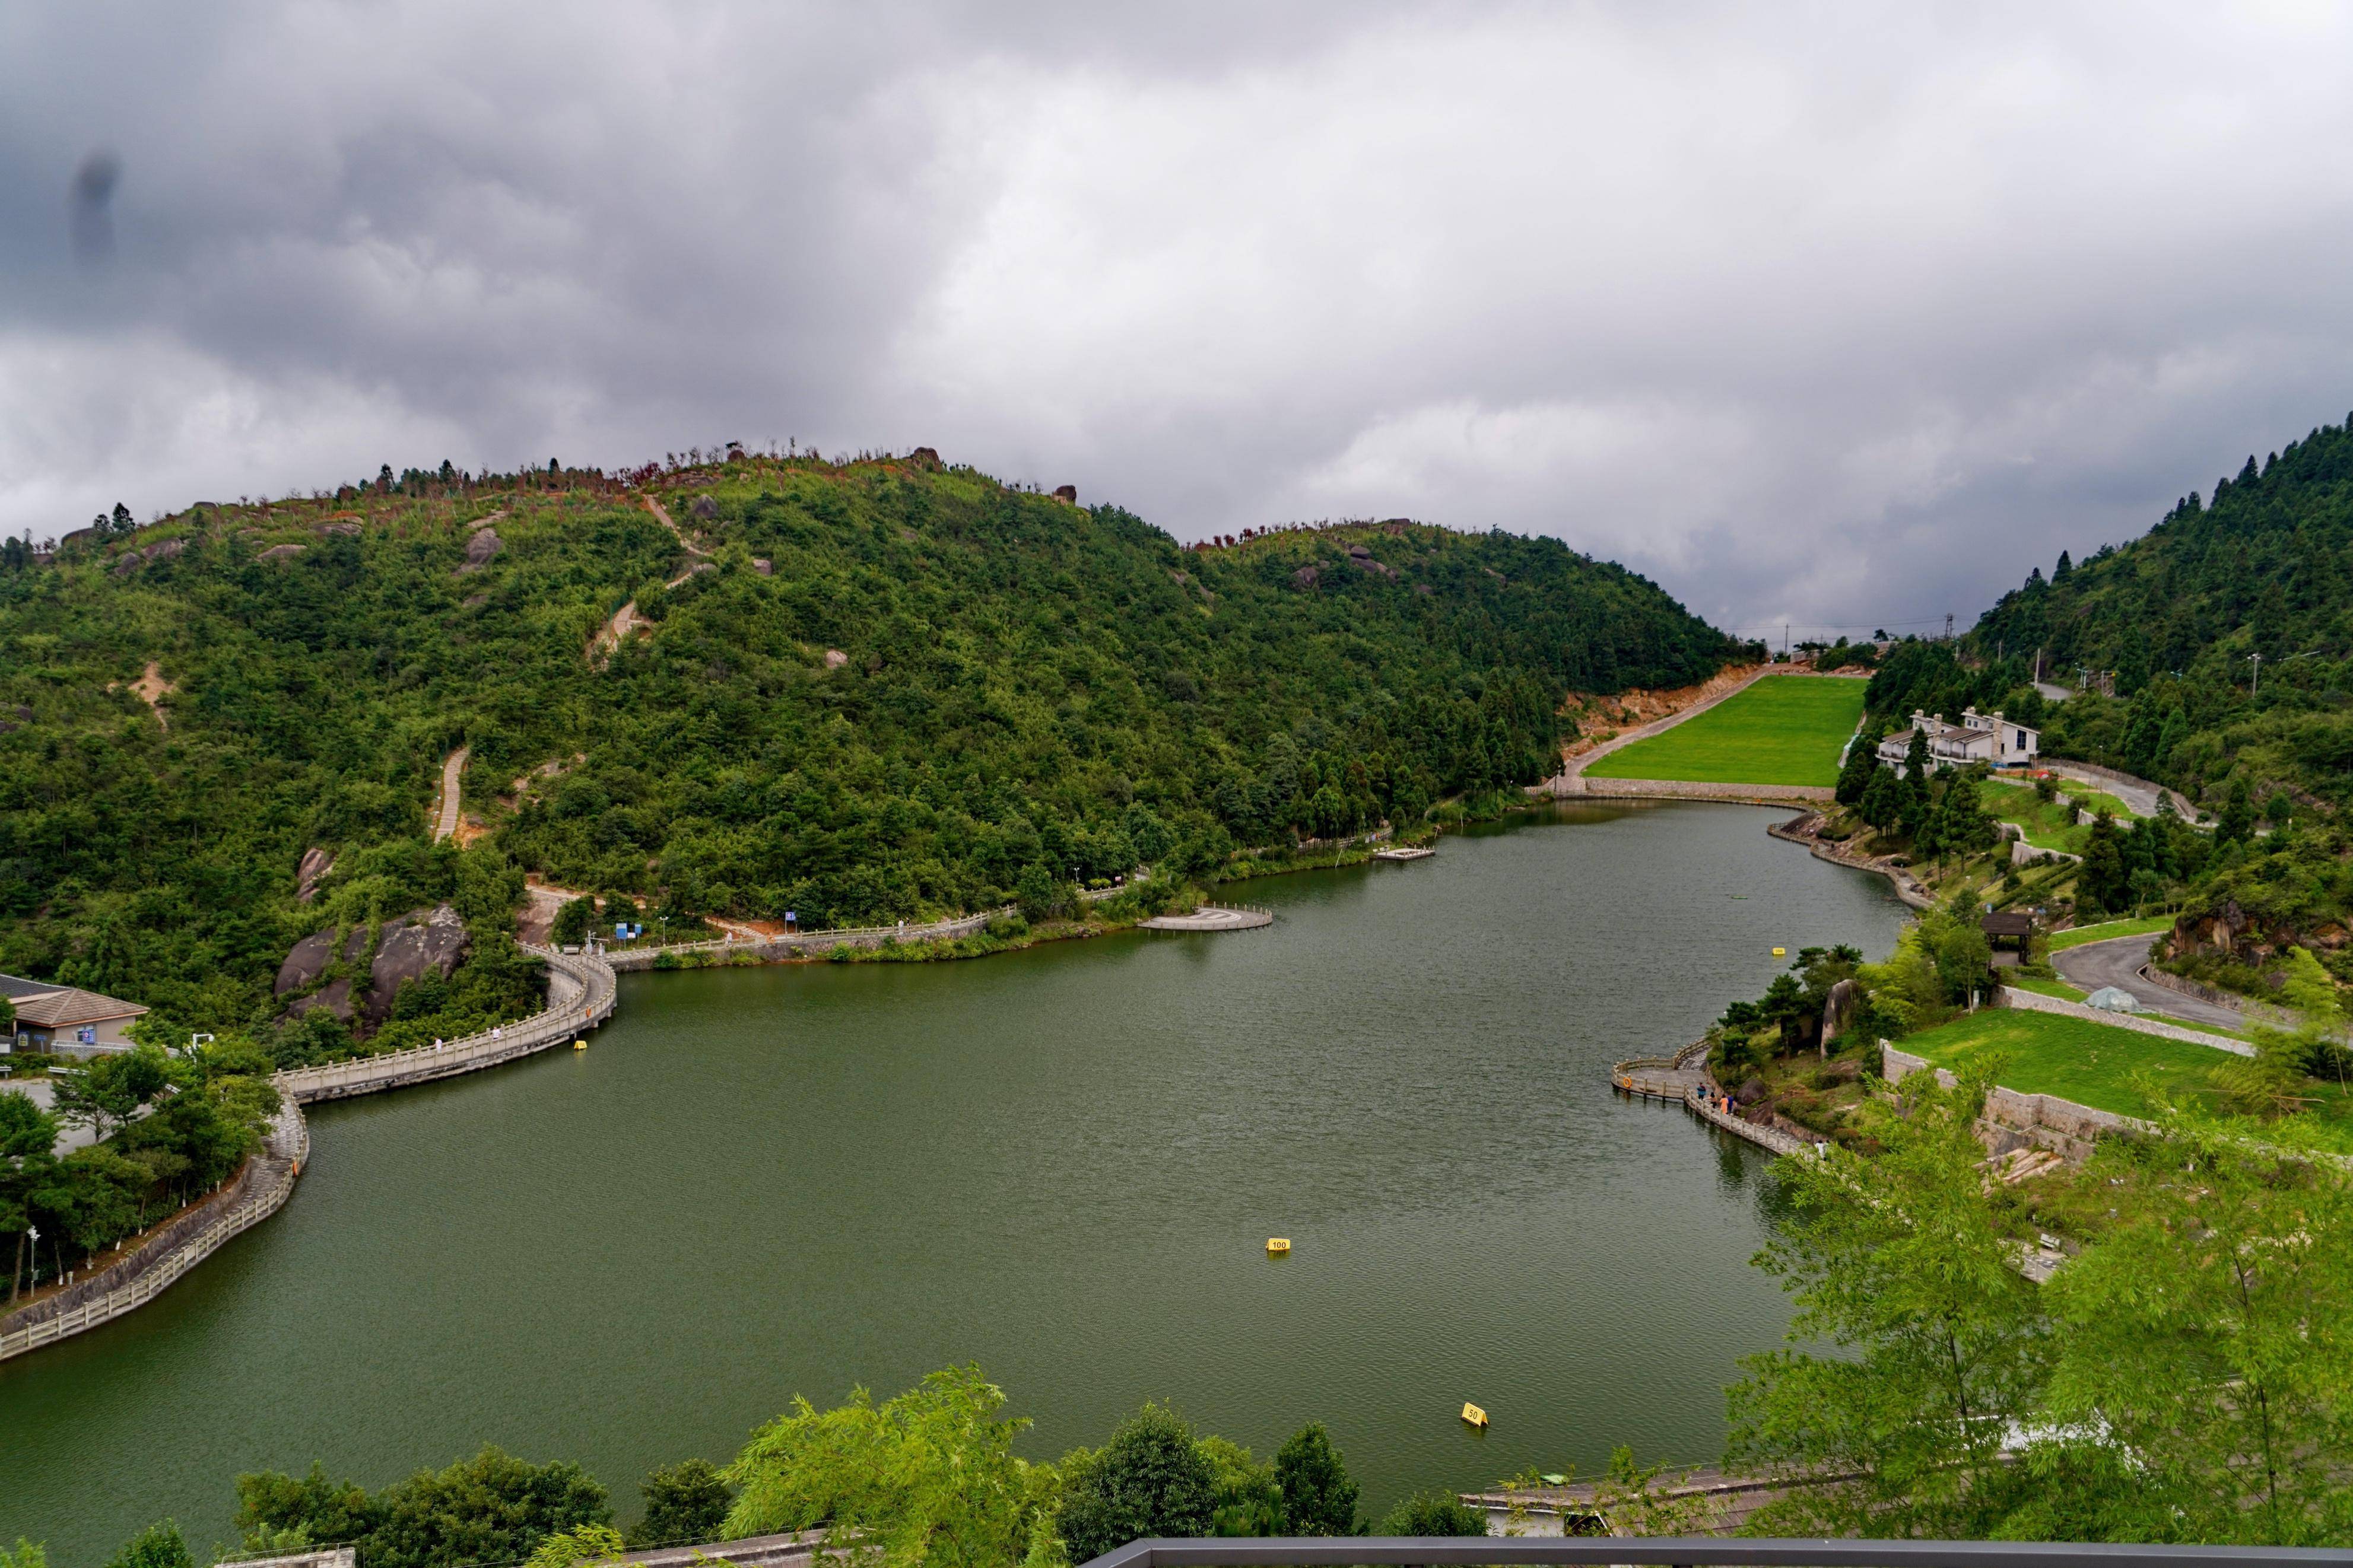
[2,1080,112,1156]
[2050,934,2247,1030]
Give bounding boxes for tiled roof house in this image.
[1,973,150,1058]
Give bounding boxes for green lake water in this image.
[0,803,1909,1565]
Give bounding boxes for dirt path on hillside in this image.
[588,500,716,667]
[113,661,176,729]
[645,495,710,557]
[431,746,469,841]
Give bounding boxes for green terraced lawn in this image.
[1902,1008,2237,1119]
[1899,1008,2352,1150]
[1586,674,1867,787]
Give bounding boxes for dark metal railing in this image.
[1075,1540,2353,1568]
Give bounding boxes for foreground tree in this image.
[626,1459,734,1548]
[723,1365,1044,1568]
[1725,1072,2050,1537]
[2040,1115,2353,1545]
[1272,1423,1358,1536]
[1056,1403,1216,1563]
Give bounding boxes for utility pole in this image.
[1945,613,1955,641]
[2248,651,2262,695]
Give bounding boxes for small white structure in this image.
[1876,707,2038,777]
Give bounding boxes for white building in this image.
[1875,707,2038,777]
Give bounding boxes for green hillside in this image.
[1968,416,2353,809]
[0,450,1731,1043]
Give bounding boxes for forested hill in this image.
[0,449,1730,1035]
[1958,415,2353,808]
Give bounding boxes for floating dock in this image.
[1138,905,1274,932]
[1372,845,1436,861]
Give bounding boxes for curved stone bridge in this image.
[0,946,614,1363]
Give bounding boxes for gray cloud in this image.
[5,1,2352,637]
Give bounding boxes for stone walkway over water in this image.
[0,944,615,1363]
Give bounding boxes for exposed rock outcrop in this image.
[288,978,355,1023]
[111,538,186,575]
[256,543,306,562]
[274,905,471,1035]
[751,558,772,576]
[363,905,470,1029]
[1052,484,1078,505]
[690,495,719,520]
[1291,564,1319,589]
[460,528,502,571]
[296,847,335,904]
[277,927,366,996]
[1821,977,1858,1049]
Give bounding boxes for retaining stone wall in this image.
[1881,1042,2141,1165]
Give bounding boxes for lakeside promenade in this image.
[0,945,616,1363]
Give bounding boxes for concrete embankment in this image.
[1764,812,1934,909]
[0,945,615,1364]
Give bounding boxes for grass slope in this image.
[1899,1007,2351,1150]
[1585,674,1866,786]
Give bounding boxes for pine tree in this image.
[1859,765,1899,830]
[1834,726,1881,806]
[2053,549,2073,581]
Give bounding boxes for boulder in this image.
[288,978,355,1023]
[257,543,306,562]
[906,447,942,470]
[296,847,335,904]
[1291,564,1320,589]
[1821,977,1859,1047]
[462,528,502,569]
[1052,484,1078,505]
[751,558,772,576]
[316,520,361,537]
[363,905,471,1029]
[690,495,719,520]
[276,926,366,995]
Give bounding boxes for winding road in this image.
[2050,934,2248,1031]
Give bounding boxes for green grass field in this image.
[1584,674,1867,787]
[1898,1007,2348,1149]
[1983,778,2138,851]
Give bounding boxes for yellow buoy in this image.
[1266,1238,1291,1255]
[1771,946,1786,957]
[1460,1402,1488,1428]
[573,1039,588,1051]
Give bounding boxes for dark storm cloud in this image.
[5,2,2352,635]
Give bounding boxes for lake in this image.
[0,802,1909,1565]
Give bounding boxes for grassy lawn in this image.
[1900,1007,2352,1150]
[2004,974,2090,1003]
[2047,914,2175,952]
[1983,778,2138,852]
[1586,674,1866,787]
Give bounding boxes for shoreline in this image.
[0,790,1836,1365]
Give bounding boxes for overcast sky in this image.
[5,2,2351,639]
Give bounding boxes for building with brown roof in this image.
[1,974,150,1058]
